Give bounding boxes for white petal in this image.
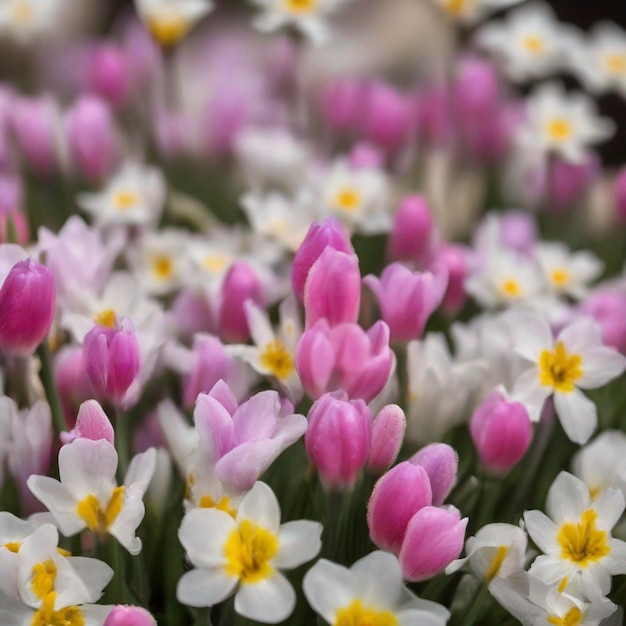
[351,551,404,608]
[577,347,626,389]
[124,448,157,495]
[592,488,625,531]
[557,317,603,354]
[546,471,590,522]
[236,482,281,532]
[273,521,322,569]
[178,509,234,569]
[177,568,237,608]
[523,510,558,553]
[506,312,553,362]
[64,557,113,604]
[303,559,357,623]
[511,368,552,421]
[107,494,144,556]
[234,572,295,624]
[554,389,597,444]
[26,476,84,536]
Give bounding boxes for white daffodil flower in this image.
[568,22,626,99]
[0,0,68,43]
[524,472,626,601]
[27,439,157,555]
[250,0,351,45]
[303,551,450,626]
[135,0,213,47]
[76,161,166,230]
[177,481,322,623]
[535,243,603,301]
[430,0,526,25]
[517,82,615,164]
[446,523,528,585]
[509,313,626,444]
[476,3,573,81]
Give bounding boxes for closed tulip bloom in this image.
[83,317,141,406]
[291,219,353,302]
[104,605,157,626]
[367,461,432,554]
[410,443,458,506]
[88,44,130,107]
[367,404,406,473]
[470,389,533,474]
[580,291,626,354]
[364,262,448,342]
[320,78,366,132]
[0,258,55,356]
[433,244,470,315]
[60,399,115,446]
[296,320,393,403]
[303,247,361,328]
[388,195,434,263]
[306,392,372,490]
[399,506,468,582]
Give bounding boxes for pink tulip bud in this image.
[54,346,93,427]
[614,167,626,224]
[61,399,114,446]
[320,78,366,131]
[399,506,467,581]
[364,262,447,342]
[580,291,626,354]
[360,81,412,152]
[104,605,157,626]
[82,317,141,406]
[548,155,599,212]
[432,244,470,315]
[292,219,354,302]
[305,392,372,490]
[218,261,265,343]
[348,142,384,170]
[65,95,118,182]
[0,258,55,356]
[367,404,406,473]
[454,58,501,120]
[304,247,361,328]
[88,44,130,107]
[388,195,434,263]
[470,390,532,474]
[367,461,432,553]
[414,86,453,147]
[410,443,458,506]
[296,320,393,403]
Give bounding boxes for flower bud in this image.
[498,211,537,255]
[320,78,366,131]
[104,605,157,626]
[88,44,130,107]
[348,142,384,170]
[82,317,141,406]
[388,195,434,263]
[367,404,406,473]
[410,443,458,506]
[218,261,265,343]
[305,392,372,490]
[61,399,114,446]
[292,219,353,302]
[470,390,532,474]
[54,346,93,426]
[65,95,118,182]
[399,506,467,581]
[433,244,470,315]
[367,461,432,553]
[580,291,626,354]
[548,155,599,211]
[304,247,361,328]
[454,58,500,120]
[0,258,55,356]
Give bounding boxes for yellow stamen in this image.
[604,53,626,75]
[113,190,140,212]
[283,0,317,13]
[484,545,508,583]
[93,309,117,329]
[522,35,545,54]
[538,341,583,393]
[11,0,32,23]
[224,519,279,584]
[199,494,237,518]
[76,486,125,533]
[31,560,57,600]
[203,255,229,274]
[558,576,568,593]
[152,255,174,280]
[3,541,20,553]
[551,268,570,287]
[31,592,85,626]
[547,606,583,626]
[500,278,523,298]
[334,599,399,626]
[557,509,610,566]
[146,12,192,47]
[546,118,574,143]
[259,339,295,380]
[334,188,361,213]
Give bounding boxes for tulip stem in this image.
[37,342,66,436]
[456,583,489,626]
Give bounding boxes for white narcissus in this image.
[509,313,626,444]
[303,551,449,626]
[177,481,322,624]
[524,472,626,600]
[27,439,156,555]
[431,0,526,25]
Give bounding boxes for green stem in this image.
[457,584,489,626]
[115,407,131,479]
[107,537,133,604]
[37,342,66,435]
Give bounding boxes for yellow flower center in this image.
[152,255,174,280]
[76,486,125,533]
[546,118,574,143]
[31,592,85,626]
[224,519,279,584]
[550,268,570,287]
[11,0,32,23]
[334,188,361,213]
[522,35,545,53]
[484,545,508,583]
[538,340,583,393]
[283,0,317,14]
[259,339,295,380]
[203,255,230,274]
[199,494,237,518]
[557,509,610,566]
[146,12,192,47]
[500,278,523,298]
[92,309,117,329]
[604,53,626,75]
[31,560,57,600]
[547,607,583,626]
[3,541,21,553]
[113,190,140,212]
[334,599,399,626]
